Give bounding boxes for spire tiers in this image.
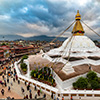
[72,10,85,36]
[75,10,81,20]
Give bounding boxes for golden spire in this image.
[72,10,85,36]
[75,10,81,20]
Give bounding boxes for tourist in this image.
[54,94,56,100]
[4,82,7,87]
[21,87,25,94]
[29,92,32,99]
[29,89,31,93]
[57,97,59,100]
[34,85,37,90]
[37,89,40,96]
[13,78,15,82]
[8,86,11,91]
[62,96,64,100]
[15,75,18,80]
[23,95,26,99]
[26,94,28,99]
[35,93,37,99]
[7,78,9,83]
[13,73,15,77]
[25,81,27,85]
[2,75,4,79]
[43,93,46,98]
[51,92,53,99]
[71,96,73,100]
[1,89,4,95]
[27,85,30,91]
[18,80,20,84]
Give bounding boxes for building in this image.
[28,10,100,89]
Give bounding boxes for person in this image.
[15,75,18,80]
[7,78,9,83]
[13,73,15,77]
[29,89,31,93]
[8,86,11,91]
[21,87,24,94]
[35,93,37,99]
[25,81,27,85]
[27,85,30,91]
[57,97,59,100]
[43,93,46,98]
[62,96,64,100]
[29,93,32,99]
[18,80,20,84]
[2,75,4,79]
[13,78,15,82]
[23,95,26,99]
[51,92,53,99]
[54,94,56,100]
[4,82,7,87]
[37,89,40,96]
[26,95,28,99]
[1,89,4,95]
[71,96,73,100]
[34,85,37,90]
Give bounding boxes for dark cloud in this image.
[0,0,99,40]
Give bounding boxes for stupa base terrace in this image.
[28,54,100,89]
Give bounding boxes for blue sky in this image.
[0,0,100,40]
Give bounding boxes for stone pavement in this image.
[0,59,100,100]
[0,76,22,99]
[0,59,55,100]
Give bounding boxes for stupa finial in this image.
[72,10,85,35]
[75,10,81,20]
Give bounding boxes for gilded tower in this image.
[72,10,85,35]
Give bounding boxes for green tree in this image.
[74,77,88,89]
[20,63,27,70]
[87,71,98,82]
[91,80,100,89]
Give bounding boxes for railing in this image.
[14,60,100,99]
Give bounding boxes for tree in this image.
[74,77,88,89]
[20,63,27,70]
[87,71,98,82]
[91,80,100,89]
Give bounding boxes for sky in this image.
[0,0,100,40]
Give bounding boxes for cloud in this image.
[0,0,99,40]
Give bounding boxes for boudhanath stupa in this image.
[44,10,100,74]
[28,10,100,89]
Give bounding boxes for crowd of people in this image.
[0,57,62,100]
